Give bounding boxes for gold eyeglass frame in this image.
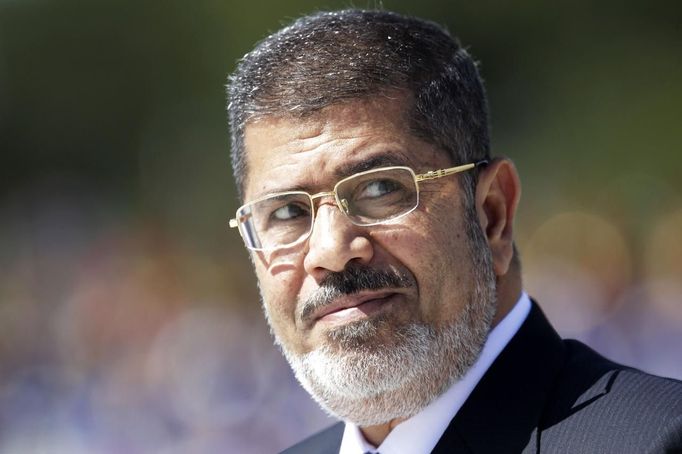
[229,159,488,251]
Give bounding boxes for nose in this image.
[303,202,374,281]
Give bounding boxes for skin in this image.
[242,96,522,445]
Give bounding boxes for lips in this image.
[311,290,397,323]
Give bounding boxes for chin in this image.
[279,293,495,425]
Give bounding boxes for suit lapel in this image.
[432,303,565,454]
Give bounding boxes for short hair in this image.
[227,9,490,201]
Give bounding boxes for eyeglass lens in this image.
[336,167,418,224]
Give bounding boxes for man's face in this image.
[241,97,496,424]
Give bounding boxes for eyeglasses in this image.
[229,160,488,251]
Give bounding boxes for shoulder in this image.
[560,338,682,408]
[279,422,345,454]
[541,339,682,452]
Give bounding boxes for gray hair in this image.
[227,9,491,200]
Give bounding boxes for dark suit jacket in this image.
[281,303,682,454]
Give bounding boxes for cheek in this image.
[382,209,468,273]
[378,212,472,320]
[253,254,305,331]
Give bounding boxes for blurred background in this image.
[1,0,680,452]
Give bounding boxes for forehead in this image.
[242,97,448,199]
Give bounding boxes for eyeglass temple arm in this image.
[415,159,489,182]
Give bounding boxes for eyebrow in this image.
[334,153,409,178]
[258,152,410,197]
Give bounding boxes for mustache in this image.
[299,263,415,322]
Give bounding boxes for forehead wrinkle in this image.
[287,134,375,161]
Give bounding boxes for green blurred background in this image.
[1,0,681,452]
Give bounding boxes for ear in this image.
[475,158,521,277]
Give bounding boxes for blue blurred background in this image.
[1,0,680,452]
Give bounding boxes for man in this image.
[226,9,682,454]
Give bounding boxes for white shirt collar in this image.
[339,292,532,454]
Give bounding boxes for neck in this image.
[360,417,405,447]
[491,262,523,328]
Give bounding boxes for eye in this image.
[271,202,309,221]
[356,178,403,200]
